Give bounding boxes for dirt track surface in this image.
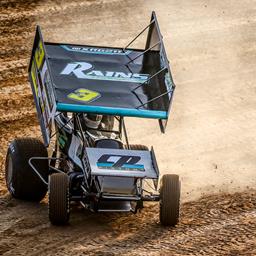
[0,191,255,255]
[0,0,256,255]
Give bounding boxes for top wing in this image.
[28,12,175,145]
[46,41,170,119]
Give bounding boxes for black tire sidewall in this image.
[128,144,149,151]
[5,138,48,201]
[48,173,70,225]
[160,174,180,226]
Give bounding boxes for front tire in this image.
[159,174,180,226]
[5,138,48,201]
[49,173,70,225]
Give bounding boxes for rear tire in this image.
[49,173,70,225]
[159,174,180,226]
[128,144,149,151]
[5,138,48,201]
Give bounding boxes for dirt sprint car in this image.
[5,12,180,226]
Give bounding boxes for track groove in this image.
[0,191,254,255]
[0,0,255,255]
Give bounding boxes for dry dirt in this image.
[0,0,256,255]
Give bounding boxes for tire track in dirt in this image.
[0,191,255,255]
[0,62,27,84]
[0,0,256,255]
[0,89,33,114]
[0,75,28,90]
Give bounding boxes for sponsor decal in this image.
[97,154,145,171]
[165,73,173,99]
[67,88,101,103]
[35,40,45,69]
[30,60,38,96]
[160,48,174,99]
[61,62,149,84]
[61,45,132,55]
[58,132,68,149]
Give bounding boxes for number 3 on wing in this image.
[67,88,101,103]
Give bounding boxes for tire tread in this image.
[128,144,149,151]
[160,174,180,226]
[5,138,48,201]
[49,173,70,225]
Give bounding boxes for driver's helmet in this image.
[82,114,103,129]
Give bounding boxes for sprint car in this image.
[5,12,180,226]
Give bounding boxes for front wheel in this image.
[159,174,180,226]
[48,173,70,225]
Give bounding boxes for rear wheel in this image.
[159,174,180,226]
[49,173,70,225]
[5,138,48,201]
[128,144,149,151]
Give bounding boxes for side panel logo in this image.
[61,62,149,84]
[97,154,145,171]
[67,88,101,103]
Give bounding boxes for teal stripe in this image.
[97,163,113,167]
[122,164,144,169]
[57,103,167,119]
[97,163,144,169]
